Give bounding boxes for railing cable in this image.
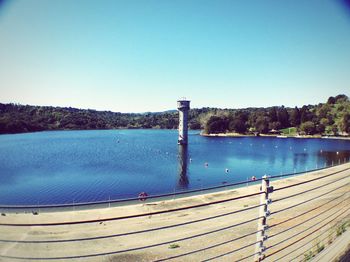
[232,252,261,262]
[273,167,349,192]
[200,240,260,262]
[0,216,262,260]
[267,205,347,250]
[291,224,347,261]
[273,175,349,203]
[270,191,348,228]
[269,166,349,180]
[273,216,348,262]
[154,229,259,261]
[269,195,349,239]
[0,204,264,243]
[264,208,350,259]
[272,182,350,215]
[0,191,262,227]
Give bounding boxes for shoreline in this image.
[201,132,350,140]
[1,128,349,141]
[0,163,342,212]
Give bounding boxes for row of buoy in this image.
[202,162,231,173]
[204,161,257,180]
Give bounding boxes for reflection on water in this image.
[317,150,350,167]
[177,145,189,190]
[293,152,309,169]
[292,150,350,171]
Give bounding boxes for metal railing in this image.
[0,163,349,261]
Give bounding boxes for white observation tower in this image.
[177,98,190,145]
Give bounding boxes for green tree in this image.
[277,106,290,128]
[269,121,281,130]
[332,125,338,135]
[269,107,278,122]
[335,94,348,103]
[316,124,325,134]
[204,116,228,134]
[229,119,247,133]
[341,113,350,133]
[320,118,329,126]
[289,107,301,127]
[327,96,336,104]
[300,106,315,123]
[300,121,316,135]
[255,116,269,134]
[318,104,331,119]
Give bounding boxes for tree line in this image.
[0,94,349,136]
[203,94,350,136]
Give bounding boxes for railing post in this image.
[254,175,272,262]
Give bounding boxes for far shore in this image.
[201,132,350,140]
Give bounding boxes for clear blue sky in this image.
[0,0,349,112]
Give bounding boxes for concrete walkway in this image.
[313,228,350,262]
[1,164,350,261]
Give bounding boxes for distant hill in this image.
[0,94,349,135]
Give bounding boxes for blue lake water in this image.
[0,130,350,205]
